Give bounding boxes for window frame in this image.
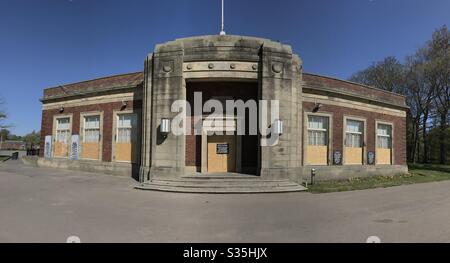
[303,112,333,166]
[79,111,104,161]
[52,114,73,159]
[55,117,71,143]
[116,113,137,144]
[345,119,364,148]
[83,115,101,143]
[375,120,395,165]
[343,116,367,165]
[307,115,329,146]
[112,109,141,164]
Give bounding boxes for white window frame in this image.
[345,119,364,148]
[56,117,71,143]
[52,114,73,159]
[343,116,367,165]
[376,123,392,149]
[79,111,104,161]
[303,112,333,166]
[116,113,136,144]
[307,115,329,146]
[112,110,141,164]
[375,120,395,165]
[83,115,101,143]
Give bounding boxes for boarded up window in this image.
[54,117,71,158]
[115,113,138,163]
[306,115,329,165]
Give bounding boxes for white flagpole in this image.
[220,0,226,35]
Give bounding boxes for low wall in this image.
[0,150,27,158]
[21,156,139,180]
[300,165,409,182]
[21,157,409,184]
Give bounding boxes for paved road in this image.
[1,160,450,243]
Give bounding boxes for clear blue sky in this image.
[0,0,449,136]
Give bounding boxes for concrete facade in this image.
[139,35,304,182]
[37,35,409,188]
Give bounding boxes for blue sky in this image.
[0,0,449,136]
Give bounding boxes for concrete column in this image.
[149,43,186,178]
[139,54,154,182]
[259,43,303,180]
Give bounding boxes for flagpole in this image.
[220,0,226,35]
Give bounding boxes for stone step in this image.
[136,178,307,193]
[148,181,299,189]
[136,184,307,194]
[151,178,295,184]
[181,175,260,180]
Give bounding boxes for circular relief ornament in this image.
[208,63,215,69]
[163,65,172,72]
[230,63,236,69]
[186,64,193,70]
[272,63,283,73]
[252,64,258,70]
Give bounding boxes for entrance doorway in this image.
[186,81,260,175]
[207,135,236,173]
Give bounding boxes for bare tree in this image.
[426,25,450,164]
[405,51,435,163]
[349,56,406,94]
[348,56,421,161]
[349,26,450,164]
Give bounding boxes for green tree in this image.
[0,98,6,129]
[0,128,10,140]
[23,130,40,147]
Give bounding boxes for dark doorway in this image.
[185,81,259,175]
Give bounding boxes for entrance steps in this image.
[136,176,307,194]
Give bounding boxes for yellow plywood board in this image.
[54,142,68,158]
[306,146,328,165]
[81,143,100,160]
[116,143,132,162]
[345,147,363,165]
[377,148,392,165]
[207,136,236,173]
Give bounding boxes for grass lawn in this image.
[308,164,450,193]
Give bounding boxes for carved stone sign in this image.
[368,151,375,165]
[333,150,342,165]
[216,143,229,155]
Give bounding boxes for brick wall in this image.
[303,73,407,107]
[43,72,143,100]
[303,102,407,165]
[40,88,406,168]
[40,100,142,162]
